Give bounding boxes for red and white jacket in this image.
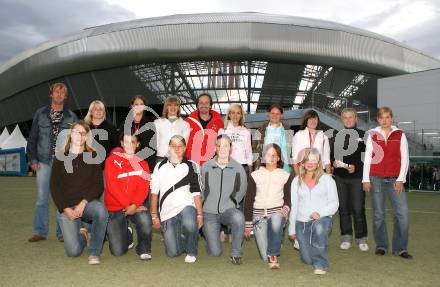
[362,126,409,183]
[104,150,150,212]
[185,109,224,165]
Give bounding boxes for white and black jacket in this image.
[150,157,202,221]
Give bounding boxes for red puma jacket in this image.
[104,150,150,211]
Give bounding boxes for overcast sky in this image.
[1,0,439,65]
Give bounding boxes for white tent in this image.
[0,128,10,147]
[0,125,27,150]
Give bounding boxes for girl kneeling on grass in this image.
[150,135,203,263]
[50,121,108,265]
[104,132,152,260]
[288,148,339,275]
[244,143,293,269]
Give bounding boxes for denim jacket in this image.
[27,106,77,165]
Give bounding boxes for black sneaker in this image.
[375,249,386,256]
[398,252,413,259]
[231,256,242,265]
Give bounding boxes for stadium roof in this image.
[1,12,440,126]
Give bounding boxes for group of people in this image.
[26,82,412,275]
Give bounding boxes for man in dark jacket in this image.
[27,83,77,242]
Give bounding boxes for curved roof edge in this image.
[1,12,440,100]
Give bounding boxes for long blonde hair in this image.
[224,103,246,127]
[84,100,106,124]
[162,96,181,118]
[64,121,95,154]
[298,148,323,186]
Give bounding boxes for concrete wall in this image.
[378,68,440,132]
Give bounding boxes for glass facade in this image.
[129,60,379,116]
[1,59,381,136]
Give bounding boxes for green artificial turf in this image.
[1,176,439,287]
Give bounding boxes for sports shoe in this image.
[128,227,134,249]
[267,256,280,269]
[359,243,369,252]
[140,253,152,260]
[314,268,327,275]
[28,235,46,242]
[88,256,100,265]
[375,249,386,256]
[398,251,413,259]
[220,231,228,243]
[80,228,90,247]
[293,240,300,251]
[230,256,242,265]
[340,242,352,250]
[184,255,197,263]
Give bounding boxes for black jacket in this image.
[119,112,157,170]
[50,152,103,212]
[330,127,365,179]
[89,120,119,167]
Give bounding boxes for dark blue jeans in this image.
[161,206,198,257]
[107,210,152,256]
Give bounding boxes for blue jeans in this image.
[253,212,285,260]
[295,216,333,271]
[161,206,198,257]
[203,208,245,257]
[58,200,108,257]
[107,210,152,256]
[371,176,409,254]
[33,161,62,237]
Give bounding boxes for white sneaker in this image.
[88,256,101,265]
[359,243,369,252]
[140,253,152,260]
[314,268,327,275]
[220,231,228,243]
[184,255,197,263]
[340,242,352,250]
[293,240,300,250]
[128,227,134,249]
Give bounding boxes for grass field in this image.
[1,176,439,287]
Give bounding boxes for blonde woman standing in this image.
[288,148,339,275]
[154,96,190,165]
[218,104,253,174]
[84,100,118,165]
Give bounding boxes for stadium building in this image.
[1,12,440,136]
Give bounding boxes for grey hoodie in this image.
[201,158,247,214]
